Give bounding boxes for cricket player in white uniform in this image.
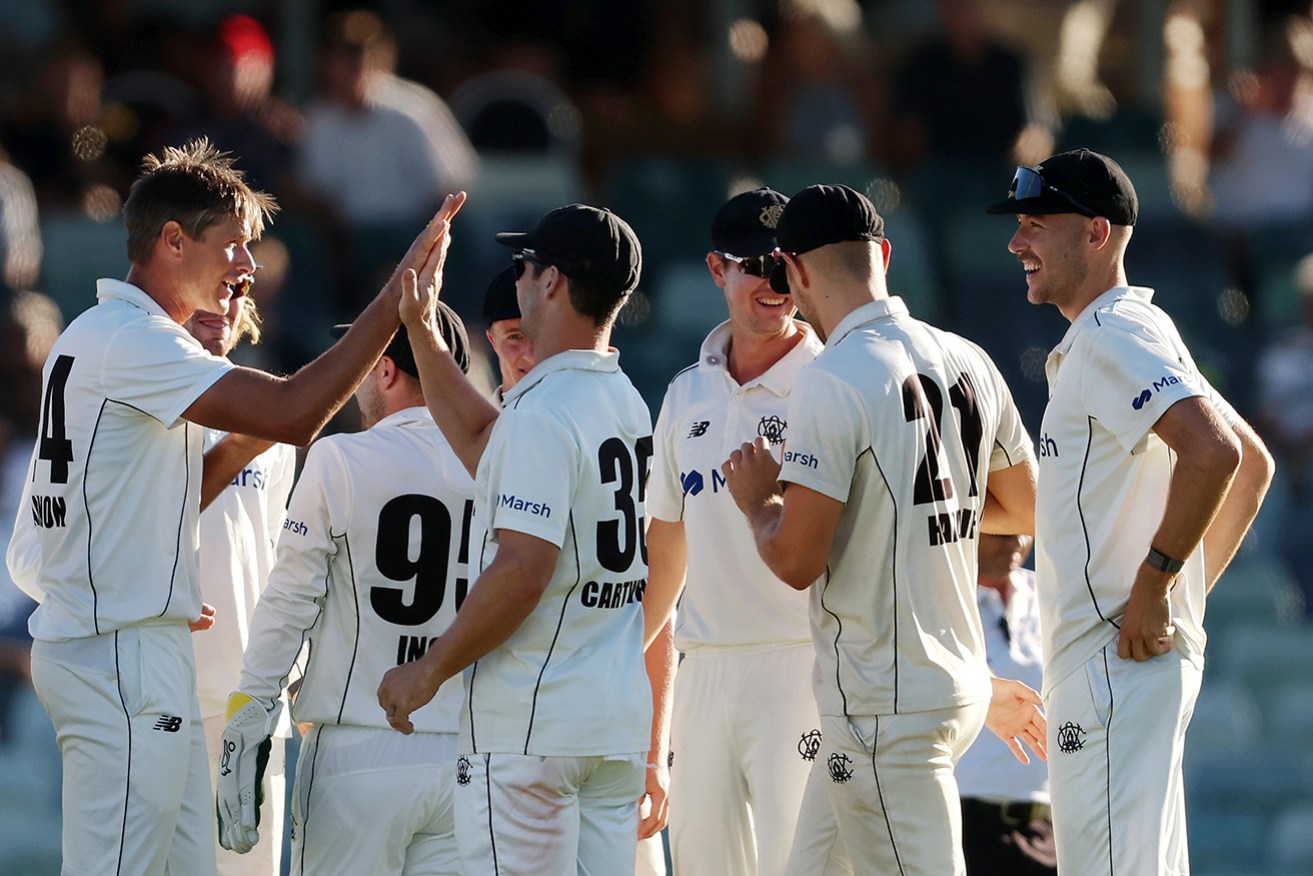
[217,308,474,875]
[377,204,654,876]
[987,149,1274,875]
[723,184,1047,876]
[186,293,296,876]
[4,138,464,875]
[643,187,831,876]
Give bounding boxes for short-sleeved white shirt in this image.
[465,349,653,757]
[193,428,295,719]
[779,297,1033,718]
[648,320,821,651]
[1036,286,1238,691]
[16,279,234,642]
[239,407,474,734]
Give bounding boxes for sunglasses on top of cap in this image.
[1008,166,1099,218]
[512,249,550,279]
[715,251,774,278]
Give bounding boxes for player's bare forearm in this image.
[378,529,555,733]
[979,458,1037,536]
[643,518,688,647]
[1202,416,1273,590]
[639,619,674,839]
[182,199,463,445]
[399,222,499,477]
[201,433,275,510]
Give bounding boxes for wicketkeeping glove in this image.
[215,692,282,854]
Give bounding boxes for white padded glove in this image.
[215,692,283,854]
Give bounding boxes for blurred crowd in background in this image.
[2,0,1313,871]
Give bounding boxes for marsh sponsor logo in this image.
[784,450,818,470]
[680,469,728,497]
[1039,433,1059,458]
[1132,374,1184,410]
[499,494,551,518]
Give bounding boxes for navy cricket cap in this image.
[986,148,1139,226]
[771,184,886,294]
[331,300,470,377]
[712,187,789,256]
[482,265,520,324]
[494,204,642,296]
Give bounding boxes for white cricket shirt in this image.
[1036,286,1237,692]
[13,278,234,642]
[955,570,1049,803]
[465,349,653,757]
[192,429,295,719]
[778,297,1033,718]
[238,407,475,734]
[648,319,820,650]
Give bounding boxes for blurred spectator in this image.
[3,41,134,219]
[293,8,476,313]
[0,288,62,745]
[890,0,1036,175]
[1256,253,1313,492]
[754,1,881,165]
[169,14,301,195]
[1208,19,1313,228]
[0,149,42,290]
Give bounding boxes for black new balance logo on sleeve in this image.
[152,715,182,733]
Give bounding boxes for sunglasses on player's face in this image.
[1008,166,1098,217]
[512,250,550,279]
[715,251,774,278]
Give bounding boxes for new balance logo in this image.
[687,421,710,438]
[153,715,182,733]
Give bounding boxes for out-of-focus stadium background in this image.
[2,0,1313,873]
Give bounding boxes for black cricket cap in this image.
[494,204,642,296]
[482,265,520,324]
[986,148,1139,226]
[712,187,789,256]
[771,184,886,295]
[331,301,470,377]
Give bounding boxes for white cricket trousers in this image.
[454,751,646,875]
[669,642,820,876]
[31,622,216,876]
[202,713,285,876]
[786,702,988,876]
[291,724,461,875]
[1045,644,1201,876]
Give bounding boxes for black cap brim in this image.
[985,191,1093,217]
[494,231,531,248]
[719,229,780,258]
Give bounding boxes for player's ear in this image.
[706,252,729,288]
[879,238,892,272]
[161,221,187,259]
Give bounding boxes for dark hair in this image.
[122,138,278,264]
[528,259,629,326]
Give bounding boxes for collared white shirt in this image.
[239,407,474,734]
[9,278,233,642]
[1036,286,1238,691]
[956,569,1049,803]
[465,349,653,756]
[648,319,821,650]
[779,296,1033,718]
[193,428,295,719]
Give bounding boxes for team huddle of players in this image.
[6,137,1271,876]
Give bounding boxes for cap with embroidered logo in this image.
[712,187,789,256]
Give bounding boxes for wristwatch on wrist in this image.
[1145,546,1185,574]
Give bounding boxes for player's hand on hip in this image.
[377,659,441,735]
[985,676,1047,764]
[722,437,783,517]
[1117,573,1176,662]
[638,759,670,839]
[216,692,282,854]
[188,602,217,633]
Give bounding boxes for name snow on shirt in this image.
[784,450,818,469]
[283,518,308,537]
[499,494,551,518]
[581,579,645,609]
[31,495,67,528]
[928,508,978,546]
